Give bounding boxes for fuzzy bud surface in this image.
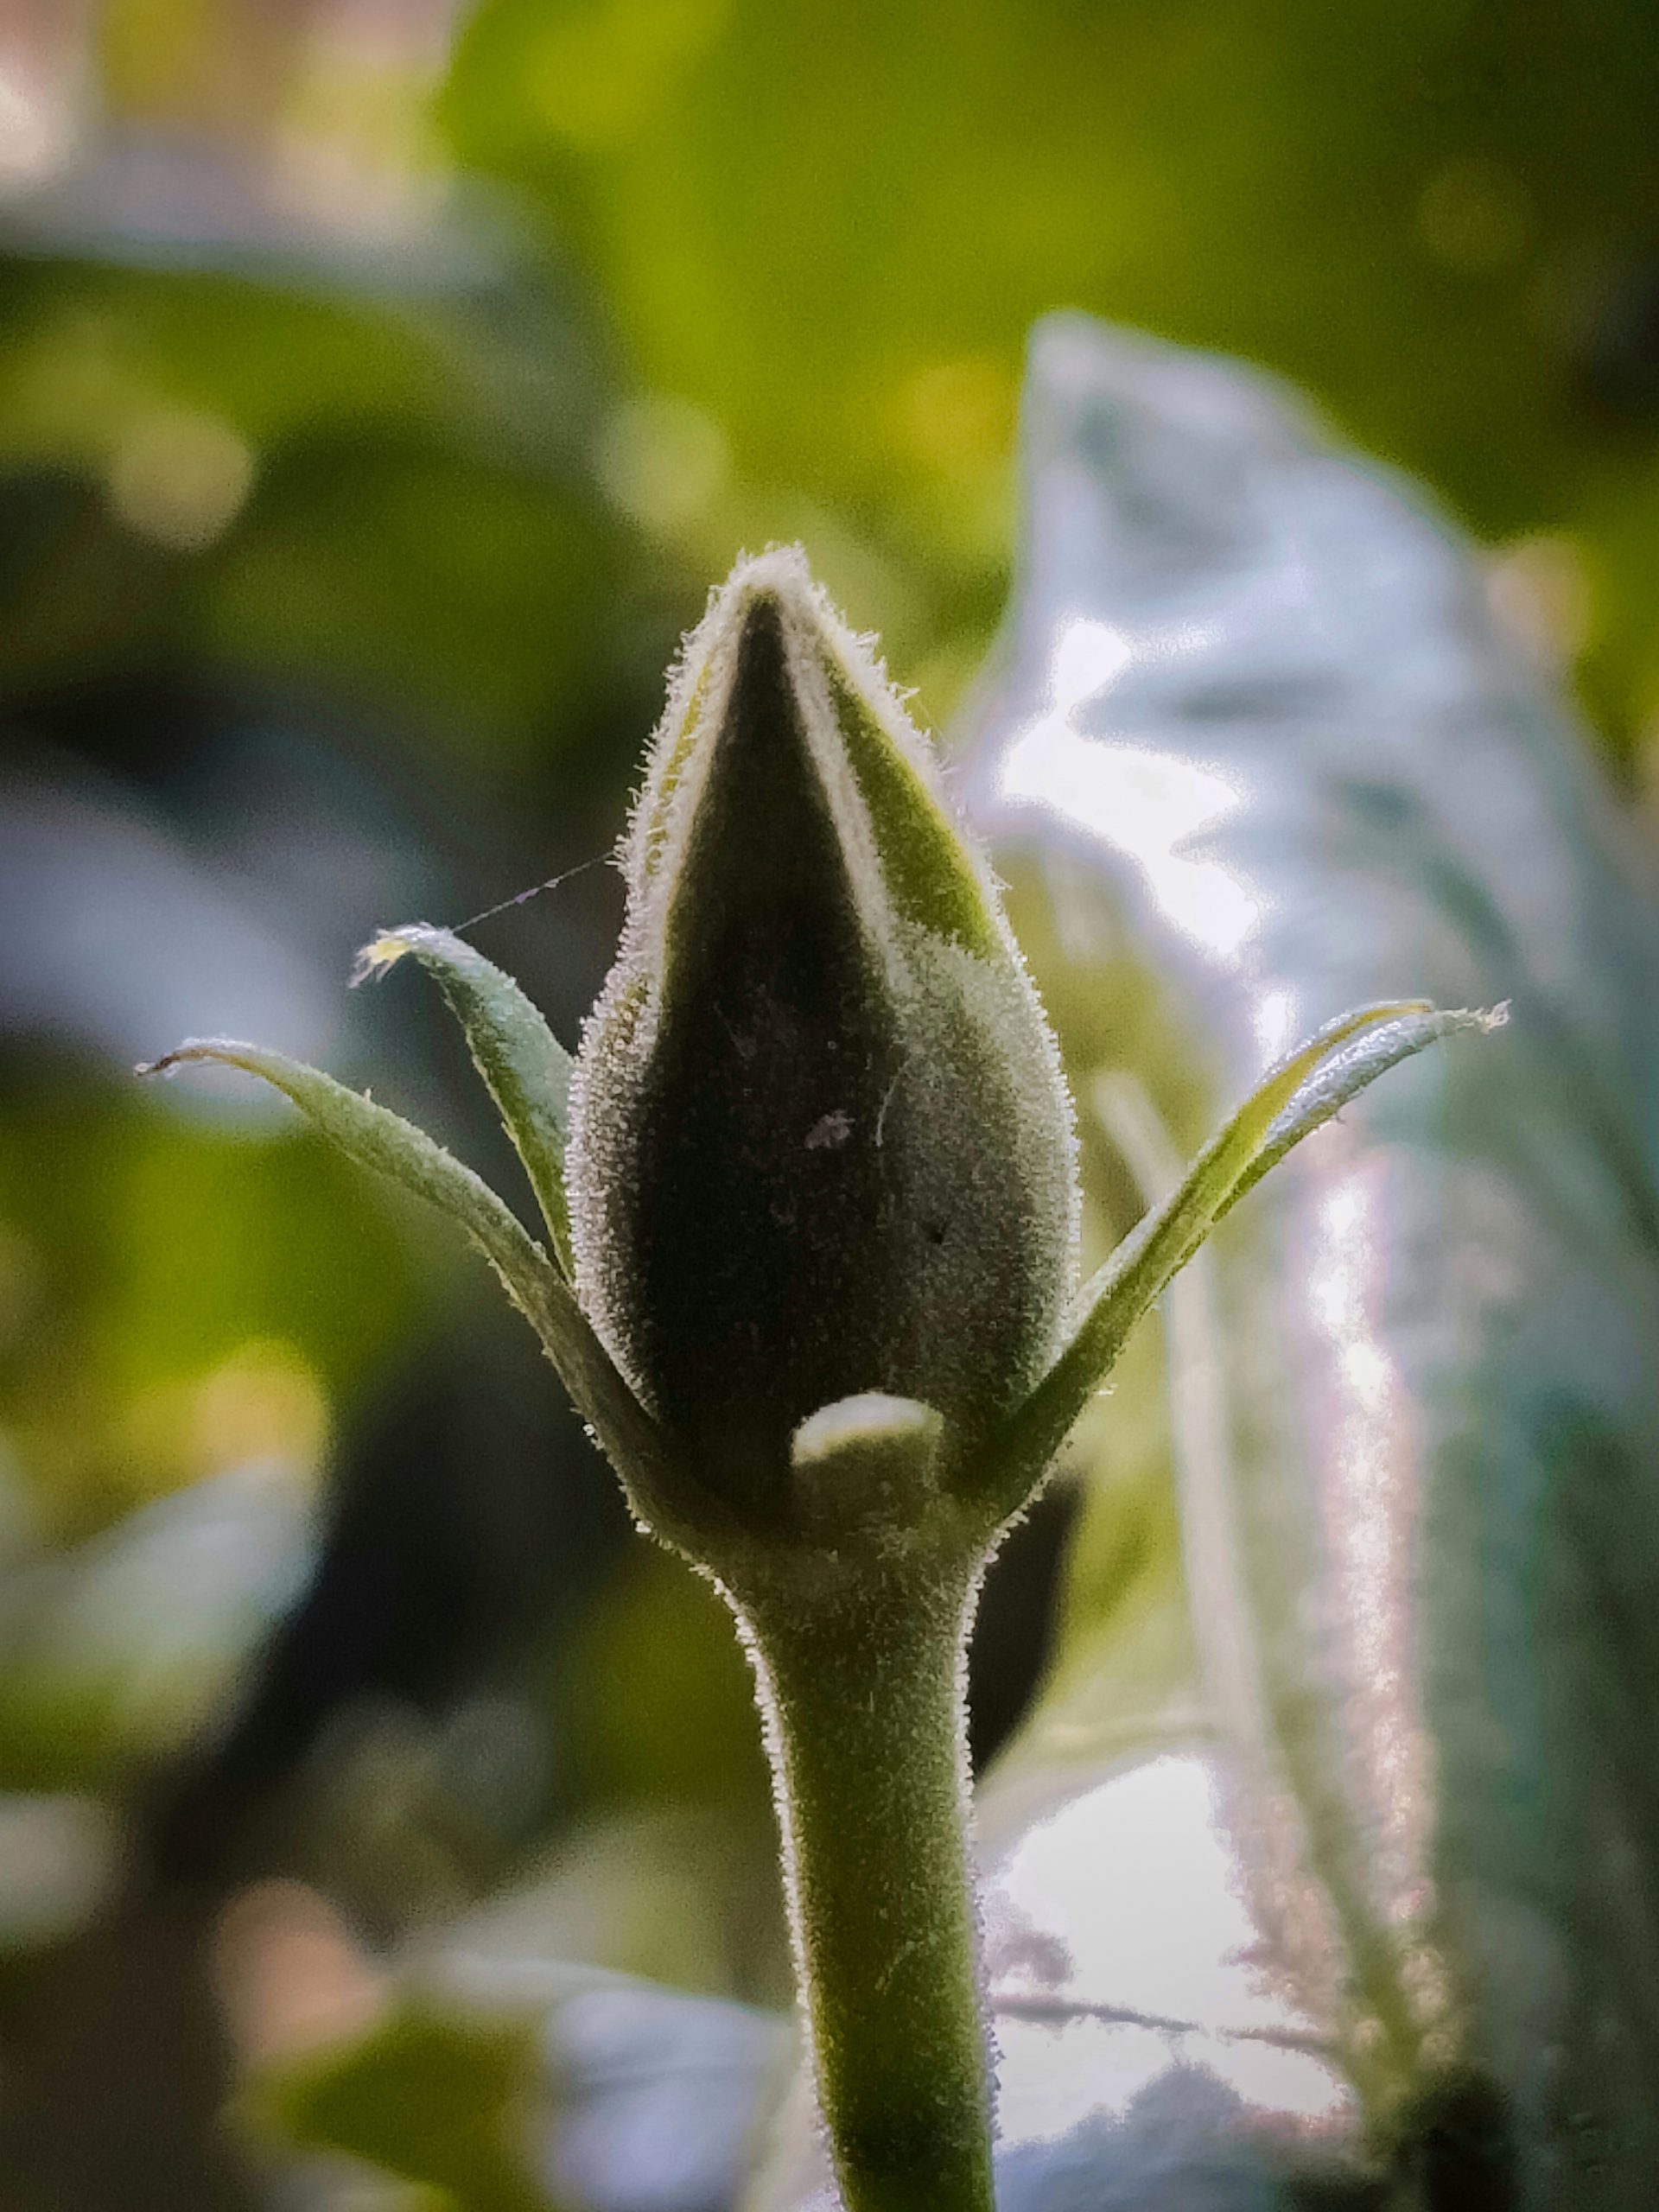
[568,549,1078,1514]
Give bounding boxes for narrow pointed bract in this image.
[353,922,577,1274]
[566,549,1080,1510]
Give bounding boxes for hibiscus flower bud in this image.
[567,549,1078,1519]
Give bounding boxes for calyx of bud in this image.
[566,548,1080,1516]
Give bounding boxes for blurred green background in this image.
[1,1,1657,2205]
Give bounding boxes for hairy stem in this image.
[739,1555,995,2212]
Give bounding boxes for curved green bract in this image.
[136,1039,684,1539]
[139,1034,547,1295]
[976,1000,1503,1520]
[356,922,577,1275]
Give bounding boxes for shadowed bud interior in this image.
[568,549,1077,1514]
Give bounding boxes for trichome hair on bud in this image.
[567,547,1079,1516]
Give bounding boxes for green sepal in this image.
[790,1392,944,1538]
[975,1000,1506,1520]
[136,1039,692,1543]
[356,922,576,1276]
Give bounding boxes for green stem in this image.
[739,1556,995,2212]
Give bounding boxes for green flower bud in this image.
[567,549,1079,1516]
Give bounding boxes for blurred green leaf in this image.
[259,2001,553,2212]
[0,1084,417,1533]
[0,1461,315,1789]
[252,1951,790,2212]
[445,0,1659,748]
[0,208,639,752]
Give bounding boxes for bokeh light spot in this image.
[1416,156,1530,274]
[106,409,257,553]
[598,394,729,535]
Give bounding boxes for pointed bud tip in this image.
[705,544,849,642]
[626,543,929,886]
